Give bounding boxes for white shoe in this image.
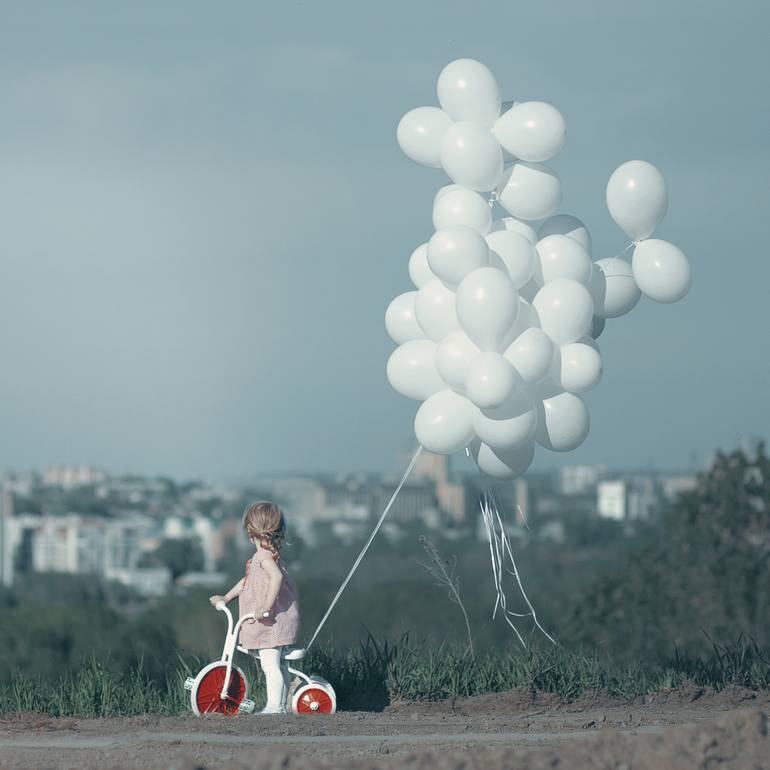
[259,706,286,715]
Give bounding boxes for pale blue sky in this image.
[0,1,768,478]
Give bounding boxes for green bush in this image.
[3,637,767,717]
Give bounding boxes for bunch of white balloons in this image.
[387,58,692,479]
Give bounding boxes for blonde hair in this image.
[242,501,286,559]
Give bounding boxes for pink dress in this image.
[238,547,300,650]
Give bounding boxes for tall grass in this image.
[1,655,190,717]
[2,637,768,717]
[312,635,770,706]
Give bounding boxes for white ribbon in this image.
[479,492,557,648]
[306,446,423,650]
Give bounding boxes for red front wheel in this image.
[191,663,248,716]
[292,683,336,714]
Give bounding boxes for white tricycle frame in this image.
[184,602,336,716]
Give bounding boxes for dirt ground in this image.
[0,686,767,770]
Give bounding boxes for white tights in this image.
[253,646,290,713]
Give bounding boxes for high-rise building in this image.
[408,450,468,524]
[410,451,448,485]
[29,515,81,573]
[41,465,106,489]
[661,474,698,502]
[560,465,606,496]
[271,478,326,521]
[9,513,153,575]
[1,485,14,587]
[191,516,217,572]
[597,480,626,520]
[627,480,658,520]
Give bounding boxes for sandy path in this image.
[0,686,767,769]
[0,723,667,749]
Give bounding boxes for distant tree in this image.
[156,476,179,498]
[139,537,204,580]
[568,444,770,659]
[540,510,626,548]
[216,534,248,578]
[11,495,42,515]
[62,488,110,516]
[192,497,221,518]
[178,480,203,495]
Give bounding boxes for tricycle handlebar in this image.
[214,602,256,638]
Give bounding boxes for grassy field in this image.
[2,448,767,718]
[2,636,769,717]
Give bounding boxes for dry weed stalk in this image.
[417,535,475,659]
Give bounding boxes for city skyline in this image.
[2,434,752,488]
[1,2,767,478]
[1,446,706,595]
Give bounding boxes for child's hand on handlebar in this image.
[209,595,226,607]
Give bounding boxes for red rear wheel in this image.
[194,664,247,716]
[294,685,335,714]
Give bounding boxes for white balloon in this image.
[385,292,424,344]
[433,187,492,234]
[538,214,592,253]
[535,234,592,286]
[556,342,603,393]
[498,298,538,352]
[471,438,535,479]
[437,58,500,127]
[497,162,561,221]
[456,267,519,352]
[589,258,641,318]
[473,388,537,450]
[386,340,444,401]
[492,101,566,162]
[485,230,535,288]
[440,122,504,192]
[465,352,517,409]
[435,331,481,393]
[577,334,601,352]
[503,327,553,384]
[632,239,692,303]
[428,226,490,288]
[415,389,475,455]
[532,278,594,345]
[535,391,590,452]
[408,243,435,289]
[415,278,460,341]
[518,279,539,303]
[396,106,453,168]
[606,160,668,241]
[530,374,562,400]
[506,298,540,339]
[489,217,537,244]
[434,183,462,205]
[590,315,606,340]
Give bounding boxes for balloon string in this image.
[467,443,555,649]
[305,446,423,650]
[598,240,636,275]
[489,491,557,646]
[481,490,557,648]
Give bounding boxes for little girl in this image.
[209,501,300,714]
